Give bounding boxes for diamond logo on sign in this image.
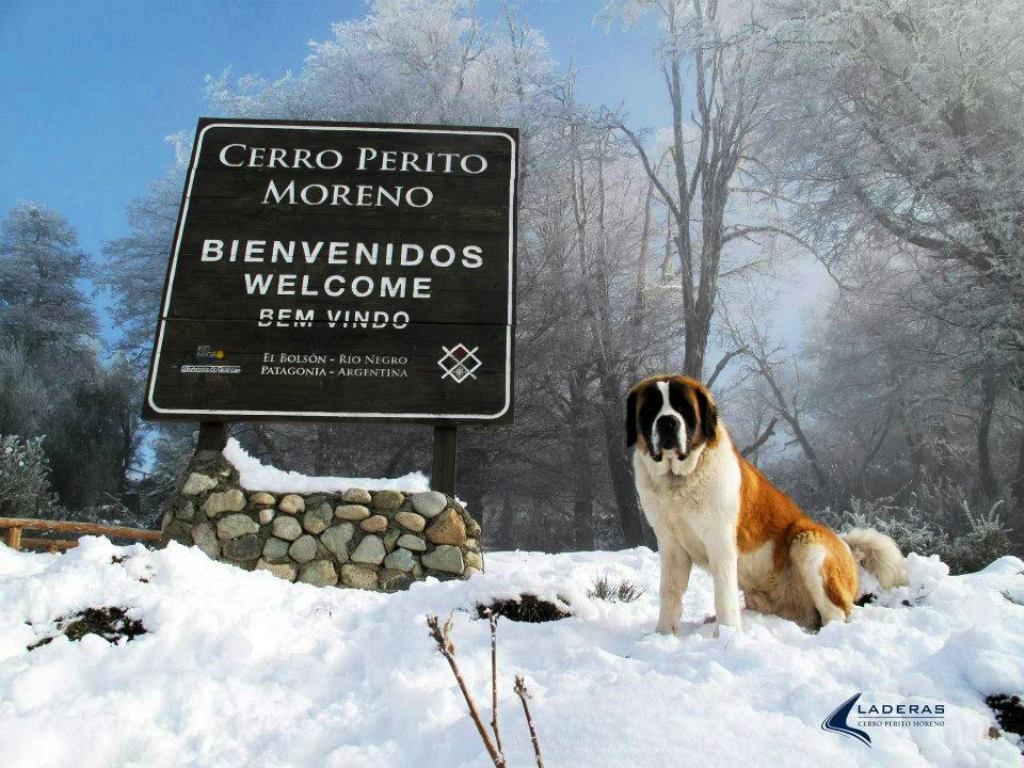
[438,344,482,383]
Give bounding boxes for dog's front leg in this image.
[656,538,692,635]
[706,535,742,633]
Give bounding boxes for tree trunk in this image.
[598,366,648,547]
[1008,389,1024,544]
[1008,431,1024,550]
[573,462,595,550]
[975,372,999,503]
[682,310,707,379]
[602,414,647,548]
[494,491,515,550]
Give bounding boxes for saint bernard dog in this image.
[627,374,907,634]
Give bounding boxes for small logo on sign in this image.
[438,344,481,383]
[183,345,239,374]
[196,345,226,362]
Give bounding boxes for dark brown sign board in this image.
[143,118,518,425]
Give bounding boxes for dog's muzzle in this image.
[653,415,684,460]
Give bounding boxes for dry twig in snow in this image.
[514,675,545,768]
[488,611,505,754]
[427,612,548,767]
[426,613,507,767]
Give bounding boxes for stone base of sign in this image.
[159,449,483,591]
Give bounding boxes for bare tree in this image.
[613,0,779,379]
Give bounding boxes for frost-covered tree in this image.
[0,203,143,519]
[762,0,1024,281]
[0,343,49,438]
[103,170,186,369]
[506,84,677,548]
[759,0,1024,375]
[205,0,549,129]
[750,0,1024,543]
[0,203,96,355]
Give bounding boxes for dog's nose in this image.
[655,415,680,447]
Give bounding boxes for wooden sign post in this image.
[143,118,518,493]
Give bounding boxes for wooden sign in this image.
[144,118,517,424]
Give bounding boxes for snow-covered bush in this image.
[944,503,1014,576]
[837,497,949,558]
[0,434,62,519]
[822,488,1011,575]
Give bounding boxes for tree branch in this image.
[615,122,682,222]
[740,417,777,458]
[706,346,748,387]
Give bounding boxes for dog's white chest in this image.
[633,438,741,566]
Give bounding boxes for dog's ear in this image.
[625,389,638,448]
[694,385,718,440]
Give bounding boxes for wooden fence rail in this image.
[0,517,161,554]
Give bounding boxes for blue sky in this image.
[0,0,666,320]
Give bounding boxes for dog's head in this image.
[626,375,719,464]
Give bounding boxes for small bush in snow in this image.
[944,504,1012,575]
[588,575,647,603]
[0,434,62,519]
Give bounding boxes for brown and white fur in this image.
[627,375,907,634]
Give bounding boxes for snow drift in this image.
[223,438,429,494]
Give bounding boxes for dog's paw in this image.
[713,623,743,640]
[654,621,680,636]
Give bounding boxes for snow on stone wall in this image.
[159,444,482,591]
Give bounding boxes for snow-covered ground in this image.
[0,539,1022,767]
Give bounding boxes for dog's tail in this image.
[841,528,908,589]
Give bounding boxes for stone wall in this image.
[159,448,483,590]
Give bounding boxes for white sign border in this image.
[146,121,516,421]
